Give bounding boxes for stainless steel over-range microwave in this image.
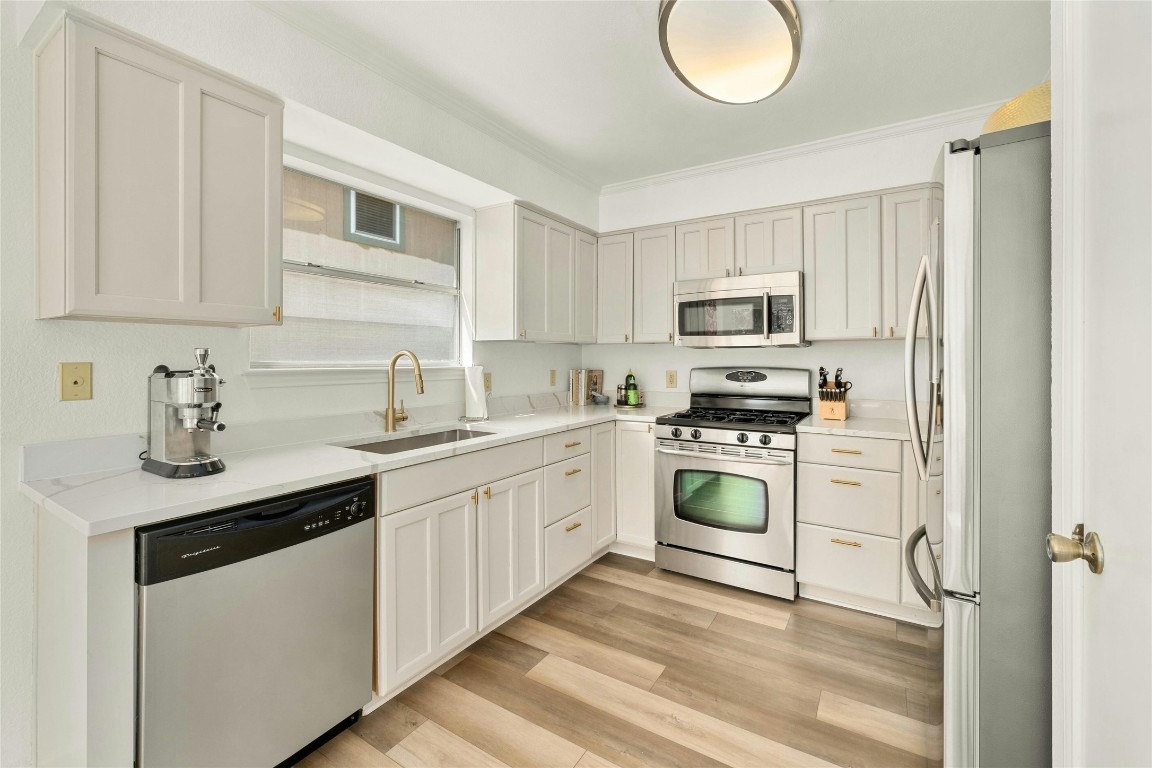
[674,272,807,348]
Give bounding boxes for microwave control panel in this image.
[768,294,796,334]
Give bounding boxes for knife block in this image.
[818,389,849,421]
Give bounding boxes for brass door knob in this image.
[1047,524,1104,574]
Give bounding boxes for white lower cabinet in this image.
[590,422,616,550]
[378,489,477,694]
[478,470,544,632]
[615,421,655,552]
[543,454,591,526]
[545,508,593,586]
[797,523,900,603]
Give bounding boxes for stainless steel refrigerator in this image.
[903,121,1052,767]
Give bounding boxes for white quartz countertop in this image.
[20,405,673,538]
[796,400,941,441]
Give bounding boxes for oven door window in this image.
[678,296,764,337]
[673,469,769,534]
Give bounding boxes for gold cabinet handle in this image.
[273,305,282,323]
[831,538,862,548]
[484,487,491,499]
[564,441,582,448]
[564,468,582,477]
[738,267,743,276]
[831,448,863,455]
[872,326,878,338]
[471,490,479,505]
[519,330,526,339]
[831,479,862,486]
[888,326,894,337]
[725,268,731,277]
[647,424,652,433]
[668,332,673,342]
[565,521,583,532]
[624,333,630,342]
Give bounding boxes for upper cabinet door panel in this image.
[70,23,187,315]
[633,226,675,343]
[596,233,634,343]
[735,208,802,276]
[198,88,282,323]
[516,208,549,340]
[40,17,283,325]
[575,231,597,343]
[803,197,882,340]
[675,218,734,280]
[881,188,933,339]
[544,221,575,341]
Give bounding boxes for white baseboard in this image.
[608,536,655,562]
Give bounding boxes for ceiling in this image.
[263,1,1050,188]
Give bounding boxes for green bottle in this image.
[625,370,639,406]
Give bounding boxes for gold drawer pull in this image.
[831,448,863,455]
[936,489,942,495]
[484,487,492,499]
[564,468,582,477]
[831,538,862,548]
[831,479,862,487]
[565,521,583,532]
[564,441,582,448]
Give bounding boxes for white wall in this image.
[598,106,990,232]
[0,3,598,764]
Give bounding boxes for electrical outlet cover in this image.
[549,369,556,386]
[666,370,678,389]
[483,373,493,393]
[59,362,93,401]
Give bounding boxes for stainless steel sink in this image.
[344,429,494,455]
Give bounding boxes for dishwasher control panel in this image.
[303,494,371,532]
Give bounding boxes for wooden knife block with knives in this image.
[817,366,851,421]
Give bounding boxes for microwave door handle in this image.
[764,291,771,342]
[905,254,931,480]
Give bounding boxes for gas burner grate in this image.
[662,408,806,427]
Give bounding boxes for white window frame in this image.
[245,151,476,389]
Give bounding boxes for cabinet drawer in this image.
[545,507,592,586]
[797,523,899,603]
[543,427,592,465]
[797,464,901,537]
[798,433,901,472]
[543,454,592,526]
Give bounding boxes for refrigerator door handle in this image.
[904,524,943,612]
[904,254,939,481]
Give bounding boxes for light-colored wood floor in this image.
[300,553,943,768]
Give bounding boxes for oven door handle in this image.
[656,448,794,467]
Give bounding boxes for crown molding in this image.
[600,101,999,196]
[253,1,600,193]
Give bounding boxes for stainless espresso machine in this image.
[142,348,227,478]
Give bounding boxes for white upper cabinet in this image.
[596,233,634,343]
[475,203,592,343]
[734,207,803,276]
[881,188,940,339]
[675,218,735,280]
[803,196,882,340]
[632,226,676,343]
[574,231,597,343]
[36,16,283,326]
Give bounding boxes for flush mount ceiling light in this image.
[659,0,801,105]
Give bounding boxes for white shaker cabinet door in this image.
[881,187,935,340]
[596,233,634,343]
[378,490,477,694]
[615,422,655,552]
[39,17,282,325]
[632,226,676,344]
[478,470,544,632]
[802,196,882,340]
[591,421,617,551]
[574,230,597,343]
[675,218,734,280]
[734,207,803,276]
[516,207,574,342]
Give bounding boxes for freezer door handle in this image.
[904,524,943,612]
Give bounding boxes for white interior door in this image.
[1052,3,1152,766]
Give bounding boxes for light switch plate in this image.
[59,362,92,401]
[483,373,492,393]
[666,370,678,389]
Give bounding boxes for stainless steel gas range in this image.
[654,367,811,600]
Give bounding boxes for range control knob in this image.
[737,433,749,444]
[690,429,702,440]
[670,427,682,439]
[759,434,773,446]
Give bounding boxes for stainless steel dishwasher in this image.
[136,477,376,767]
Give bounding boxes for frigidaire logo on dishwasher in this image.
[181,546,221,559]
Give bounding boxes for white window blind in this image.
[252,169,460,368]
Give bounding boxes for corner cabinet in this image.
[474,203,595,342]
[615,421,656,554]
[590,422,617,551]
[36,16,283,326]
[596,227,675,344]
